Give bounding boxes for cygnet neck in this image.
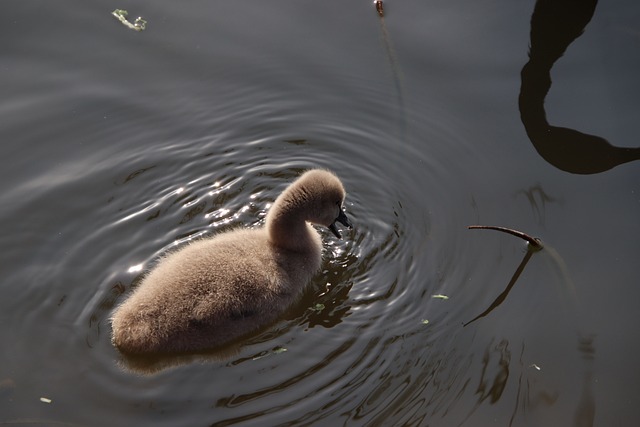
[265,192,321,254]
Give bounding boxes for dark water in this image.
[1,0,639,425]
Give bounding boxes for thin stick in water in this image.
[468,225,543,250]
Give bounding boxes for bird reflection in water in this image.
[519,0,640,174]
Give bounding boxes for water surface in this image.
[1,1,639,426]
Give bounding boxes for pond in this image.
[1,0,639,425]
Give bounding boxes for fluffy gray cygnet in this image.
[111,169,352,354]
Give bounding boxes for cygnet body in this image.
[111,169,351,354]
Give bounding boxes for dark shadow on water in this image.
[463,247,535,327]
[519,0,640,174]
[574,334,596,427]
[117,344,243,375]
[458,338,512,426]
[515,184,560,227]
[115,317,304,375]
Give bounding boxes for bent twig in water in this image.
[468,225,543,251]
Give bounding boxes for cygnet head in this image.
[266,169,352,250]
[291,169,351,235]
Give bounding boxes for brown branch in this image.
[468,225,543,251]
[375,1,384,17]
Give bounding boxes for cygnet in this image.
[111,169,352,354]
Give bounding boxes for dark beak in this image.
[328,208,352,239]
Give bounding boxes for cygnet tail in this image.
[112,314,165,354]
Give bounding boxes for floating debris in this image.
[421,319,430,325]
[432,294,449,300]
[251,352,269,361]
[112,9,147,32]
[273,346,288,354]
[374,0,384,17]
[40,397,52,404]
[312,303,325,312]
[529,363,541,371]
